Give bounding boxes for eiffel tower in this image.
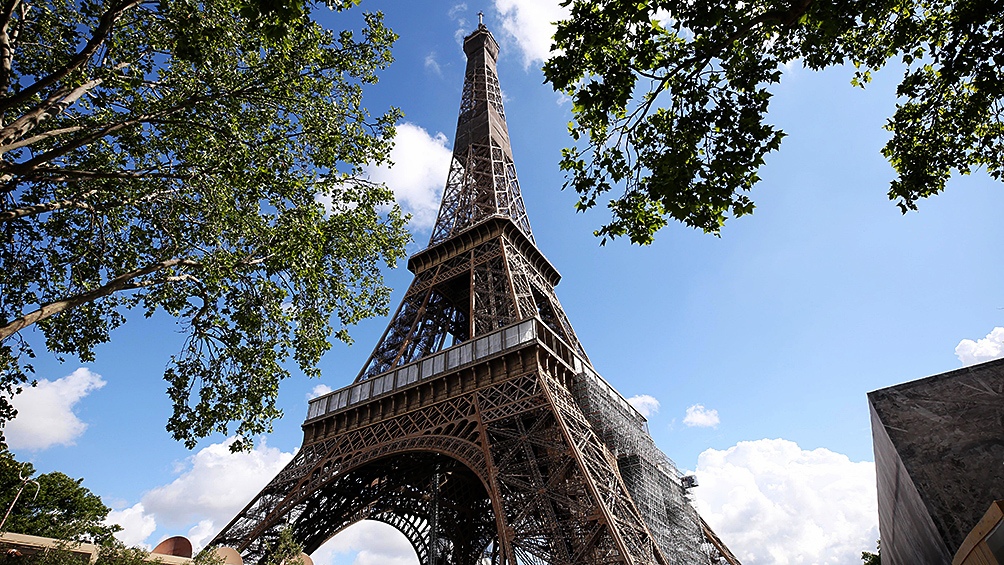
[211,22,739,565]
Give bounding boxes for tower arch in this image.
[296,450,496,565]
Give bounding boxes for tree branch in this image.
[14,166,191,182]
[2,82,260,177]
[0,189,97,222]
[605,0,815,155]
[0,0,22,96]
[0,125,84,153]
[0,182,182,222]
[121,272,203,289]
[3,108,177,175]
[0,0,141,114]
[0,256,200,341]
[0,77,105,146]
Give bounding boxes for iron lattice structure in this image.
[211,24,740,565]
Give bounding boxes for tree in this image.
[260,527,304,565]
[0,0,410,449]
[862,539,881,564]
[0,543,227,565]
[544,0,1004,244]
[0,451,119,543]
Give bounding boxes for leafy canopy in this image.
[544,0,1004,243]
[0,0,409,449]
[0,544,227,565]
[260,526,305,565]
[0,451,120,543]
[862,540,881,565]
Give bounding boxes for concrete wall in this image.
[869,358,1004,564]
[870,401,952,564]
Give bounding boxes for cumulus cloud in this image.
[308,384,333,400]
[111,438,295,549]
[313,521,418,565]
[683,404,720,428]
[693,439,878,565]
[365,122,452,232]
[493,0,569,67]
[955,327,1004,366]
[5,367,106,450]
[187,520,217,551]
[143,438,293,527]
[107,436,292,550]
[106,503,157,548]
[627,394,660,418]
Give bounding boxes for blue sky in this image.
[8,2,1004,564]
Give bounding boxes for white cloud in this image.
[187,520,217,552]
[627,394,660,417]
[493,0,569,67]
[365,122,452,232]
[683,404,720,428]
[693,439,878,565]
[107,503,157,548]
[313,521,417,565]
[449,3,471,45]
[308,384,333,400]
[448,3,467,20]
[955,327,1004,366]
[6,367,106,450]
[424,53,442,76]
[133,438,294,548]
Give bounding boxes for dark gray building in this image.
[869,357,1004,564]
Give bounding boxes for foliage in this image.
[862,539,881,564]
[0,547,90,565]
[0,0,410,449]
[0,451,119,544]
[260,527,304,565]
[544,0,1004,243]
[0,451,228,562]
[0,543,226,564]
[92,545,226,565]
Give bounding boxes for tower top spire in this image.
[428,21,532,246]
[352,25,585,379]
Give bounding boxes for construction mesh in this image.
[571,369,721,565]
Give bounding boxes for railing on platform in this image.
[305,317,643,423]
